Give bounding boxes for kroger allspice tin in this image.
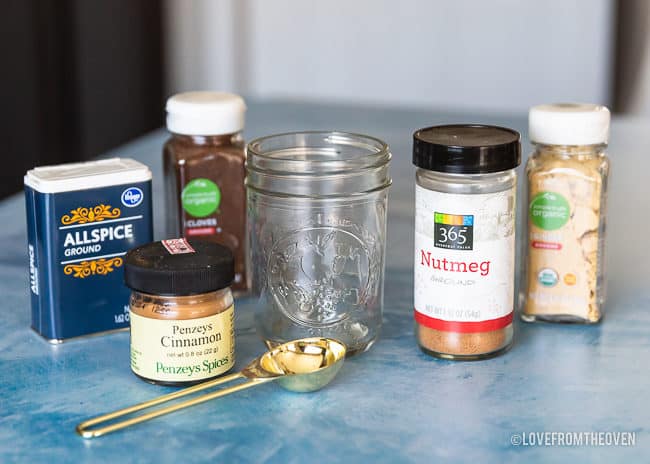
[24,158,153,342]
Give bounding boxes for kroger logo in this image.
[121,187,144,207]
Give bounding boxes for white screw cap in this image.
[166,91,246,136]
[529,103,610,146]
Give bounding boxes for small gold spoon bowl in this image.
[255,337,346,392]
[76,337,346,438]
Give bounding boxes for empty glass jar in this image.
[246,132,392,356]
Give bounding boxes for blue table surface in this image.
[1,101,649,463]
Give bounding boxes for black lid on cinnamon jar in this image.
[413,124,521,174]
[124,238,234,296]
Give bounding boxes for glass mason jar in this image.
[246,132,392,356]
[521,103,611,323]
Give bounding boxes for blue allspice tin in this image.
[24,158,153,342]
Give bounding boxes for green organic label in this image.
[530,191,570,230]
[181,179,221,217]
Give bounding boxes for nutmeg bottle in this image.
[163,92,249,294]
[412,125,521,360]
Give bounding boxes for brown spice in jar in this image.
[130,291,232,322]
[164,134,248,293]
[164,92,249,294]
[416,325,510,358]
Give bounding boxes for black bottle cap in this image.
[413,124,521,174]
[124,239,234,296]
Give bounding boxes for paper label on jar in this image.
[130,305,234,382]
[414,185,515,332]
[161,238,195,254]
[524,181,603,320]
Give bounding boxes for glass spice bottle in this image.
[163,92,249,294]
[413,125,521,360]
[125,238,235,386]
[521,103,610,323]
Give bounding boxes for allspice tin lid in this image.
[124,238,234,296]
[24,158,152,193]
[412,124,521,174]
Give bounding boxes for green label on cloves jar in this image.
[181,178,221,217]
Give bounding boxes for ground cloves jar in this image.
[125,238,235,385]
[164,92,249,294]
[413,125,521,360]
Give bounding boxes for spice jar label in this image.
[414,185,515,331]
[181,178,221,218]
[130,305,235,382]
[525,177,603,320]
[161,238,196,255]
[530,191,570,230]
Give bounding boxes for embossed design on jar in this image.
[268,226,373,327]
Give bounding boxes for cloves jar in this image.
[163,92,249,294]
[413,125,521,360]
[125,238,235,385]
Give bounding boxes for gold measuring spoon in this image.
[76,337,346,439]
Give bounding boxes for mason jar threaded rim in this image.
[246,131,392,197]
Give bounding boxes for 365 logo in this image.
[121,187,144,207]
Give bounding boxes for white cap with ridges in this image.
[166,91,246,136]
[529,103,610,146]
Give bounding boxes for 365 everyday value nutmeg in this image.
[412,125,521,360]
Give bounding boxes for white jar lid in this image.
[166,91,246,136]
[529,103,610,146]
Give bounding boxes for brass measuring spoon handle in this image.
[76,373,273,439]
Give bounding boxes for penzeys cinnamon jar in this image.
[164,92,249,294]
[413,125,521,360]
[125,238,235,386]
